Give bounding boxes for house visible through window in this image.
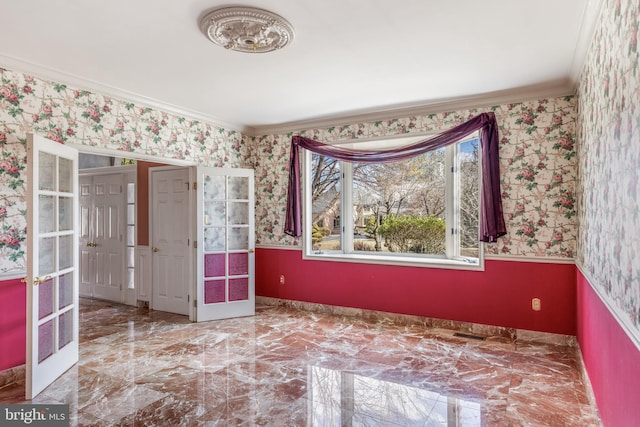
[305,132,482,268]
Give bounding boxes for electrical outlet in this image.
[531,298,541,311]
[279,275,285,285]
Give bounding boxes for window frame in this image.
[302,133,484,271]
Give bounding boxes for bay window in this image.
[304,133,482,269]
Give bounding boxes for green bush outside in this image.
[312,224,331,244]
[378,215,446,254]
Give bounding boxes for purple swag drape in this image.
[284,112,506,243]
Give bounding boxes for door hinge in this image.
[187,295,190,302]
[193,182,197,190]
[120,185,123,193]
[193,299,197,308]
[193,240,197,249]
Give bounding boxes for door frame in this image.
[148,165,195,319]
[67,143,196,311]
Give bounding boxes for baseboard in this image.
[255,296,576,346]
[576,341,603,425]
[0,364,25,389]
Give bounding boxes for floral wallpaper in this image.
[0,67,582,275]
[0,67,247,275]
[577,0,640,340]
[250,97,579,259]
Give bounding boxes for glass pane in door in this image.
[229,278,248,301]
[228,176,248,199]
[204,253,225,277]
[38,277,54,320]
[58,196,73,231]
[59,235,73,270]
[58,157,73,193]
[39,152,56,191]
[229,227,248,250]
[38,320,54,363]
[204,228,225,251]
[39,237,56,276]
[58,273,73,309]
[58,311,73,350]
[39,195,55,233]
[228,202,248,224]
[204,280,225,303]
[204,201,225,226]
[204,175,225,200]
[229,253,248,275]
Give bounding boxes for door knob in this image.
[152,247,159,253]
[86,242,96,247]
[32,276,51,286]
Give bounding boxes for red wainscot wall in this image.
[577,269,640,426]
[0,277,26,371]
[0,250,579,372]
[255,248,577,335]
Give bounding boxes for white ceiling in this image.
[0,0,601,133]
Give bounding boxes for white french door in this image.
[26,133,79,399]
[196,167,254,321]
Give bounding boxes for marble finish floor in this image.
[0,299,600,426]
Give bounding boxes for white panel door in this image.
[77,173,124,302]
[196,167,254,321]
[92,174,124,301]
[79,175,93,298]
[26,133,79,399]
[151,168,191,315]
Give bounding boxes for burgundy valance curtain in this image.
[284,112,506,243]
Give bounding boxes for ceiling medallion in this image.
[199,6,295,53]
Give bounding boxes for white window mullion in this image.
[342,162,354,254]
[303,149,313,254]
[444,145,459,259]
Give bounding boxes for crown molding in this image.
[0,53,252,134]
[249,80,575,136]
[568,0,606,91]
[1,40,593,139]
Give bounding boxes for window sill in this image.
[303,251,484,271]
